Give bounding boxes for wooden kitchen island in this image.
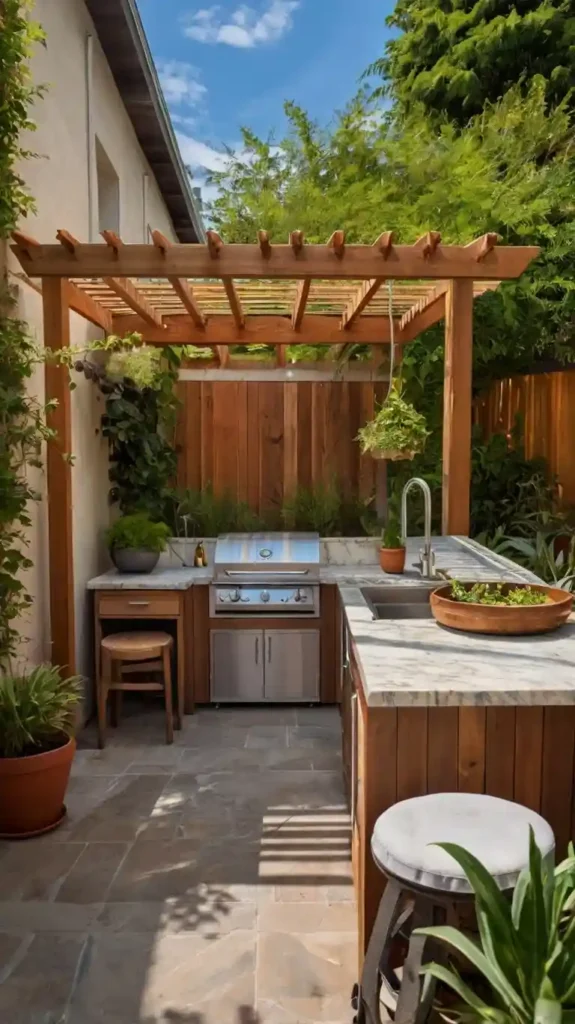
[338,538,575,963]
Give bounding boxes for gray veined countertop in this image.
[340,537,575,708]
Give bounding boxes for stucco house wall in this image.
[8,0,181,703]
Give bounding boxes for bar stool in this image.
[98,631,175,748]
[355,793,555,1024]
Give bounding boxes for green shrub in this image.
[0,665,81,758]
[106,513,170,552]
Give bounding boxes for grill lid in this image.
[214,532,320,577]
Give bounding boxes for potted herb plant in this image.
[0,665,81,838]
[380,513,406,574]
[357,386,428,461]
[106,512,171,573]
[415,830,575,1024]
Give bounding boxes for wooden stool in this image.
[355,793,555,1024]
[98,631,175,748]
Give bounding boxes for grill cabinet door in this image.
[263,630,320,703]
[210,630,264,702]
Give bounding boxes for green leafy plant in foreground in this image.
[449,581,547,606]
[106,514,170,553]
[497,534,575,593]
[357,386,429,460]
[415,830,575,1024]
[0,665,81,758]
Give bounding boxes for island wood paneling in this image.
[354,676,575,961]
[475,368,575,505]
[176,380,386,512]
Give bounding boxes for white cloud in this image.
[157,60,207,108]
[176,132,232,173]
[183,1,299,48]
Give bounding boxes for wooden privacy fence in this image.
[474,368,575,505]
[176,380,386,510]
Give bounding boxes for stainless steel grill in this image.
[211,532,321,616]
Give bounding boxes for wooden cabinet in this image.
[94,588,194,717]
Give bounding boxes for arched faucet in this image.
[400,477,437,579]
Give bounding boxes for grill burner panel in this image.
[212,533,320,617]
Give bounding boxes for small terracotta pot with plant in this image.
[107,512,171,574]
[0,665,81,838]
[379,515,406,574]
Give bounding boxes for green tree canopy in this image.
[366,0,575,124]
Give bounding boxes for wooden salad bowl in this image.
[430,582,573,635]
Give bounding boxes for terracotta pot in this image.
[379,547,406,574]
[371,449,416,462]
[0,736,76,839]
[430,583,573,635]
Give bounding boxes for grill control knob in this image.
[230,589,241,603]
[260,590,270,603]
[294,588,307,603]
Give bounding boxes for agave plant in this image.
[416,831,575,1023]
[499,533,575,592]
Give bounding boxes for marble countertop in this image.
[86,567,211,590]
[86,535,540,591]
[340,537,575,708]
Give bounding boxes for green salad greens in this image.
[449,580,547,606]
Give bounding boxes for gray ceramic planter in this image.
[111,548,160,574]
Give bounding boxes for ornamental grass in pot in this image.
[0,665,81,838]
[107,512,171,573]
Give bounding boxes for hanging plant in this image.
[357,385,429,461]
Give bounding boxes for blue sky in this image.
[137,0,395,202]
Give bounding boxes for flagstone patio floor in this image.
[0,704,355,1023]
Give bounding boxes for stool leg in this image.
[110,660,122,728]
[162,644,174,745]
[358,877,402,1024]
[98,649,111,749]
[395,899,436,1024]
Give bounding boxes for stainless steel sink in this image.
[361,585,436,620]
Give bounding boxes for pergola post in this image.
[442,279,473,535]
[42,278,76,674]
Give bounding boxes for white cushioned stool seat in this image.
[371,793,555,894]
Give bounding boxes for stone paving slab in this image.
[0,705,355,1023]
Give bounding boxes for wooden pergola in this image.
[11,227,539,671]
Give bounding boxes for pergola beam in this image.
[292,279,311,329]
[10,241,540,281]
[398,284,448,343]
[100,231,163,328]
[341,278,385,329]
[110,313,395,346]
[13,232,112,331]
[151,229,206,328]
[205,230,244,330]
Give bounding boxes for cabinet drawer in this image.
[97,592,181,617]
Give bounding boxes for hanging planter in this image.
[357,386,429,462]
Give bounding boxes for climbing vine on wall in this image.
[0,1,47,667]
[0,0,44,236]
[70,336,182,520]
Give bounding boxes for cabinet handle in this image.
[128,600,150,606]
[267,635,272,663]
[255,636,259,664]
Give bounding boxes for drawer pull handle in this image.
[128,600,150,606]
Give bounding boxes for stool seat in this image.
[371,792,555,894]
[102,631,172,660]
